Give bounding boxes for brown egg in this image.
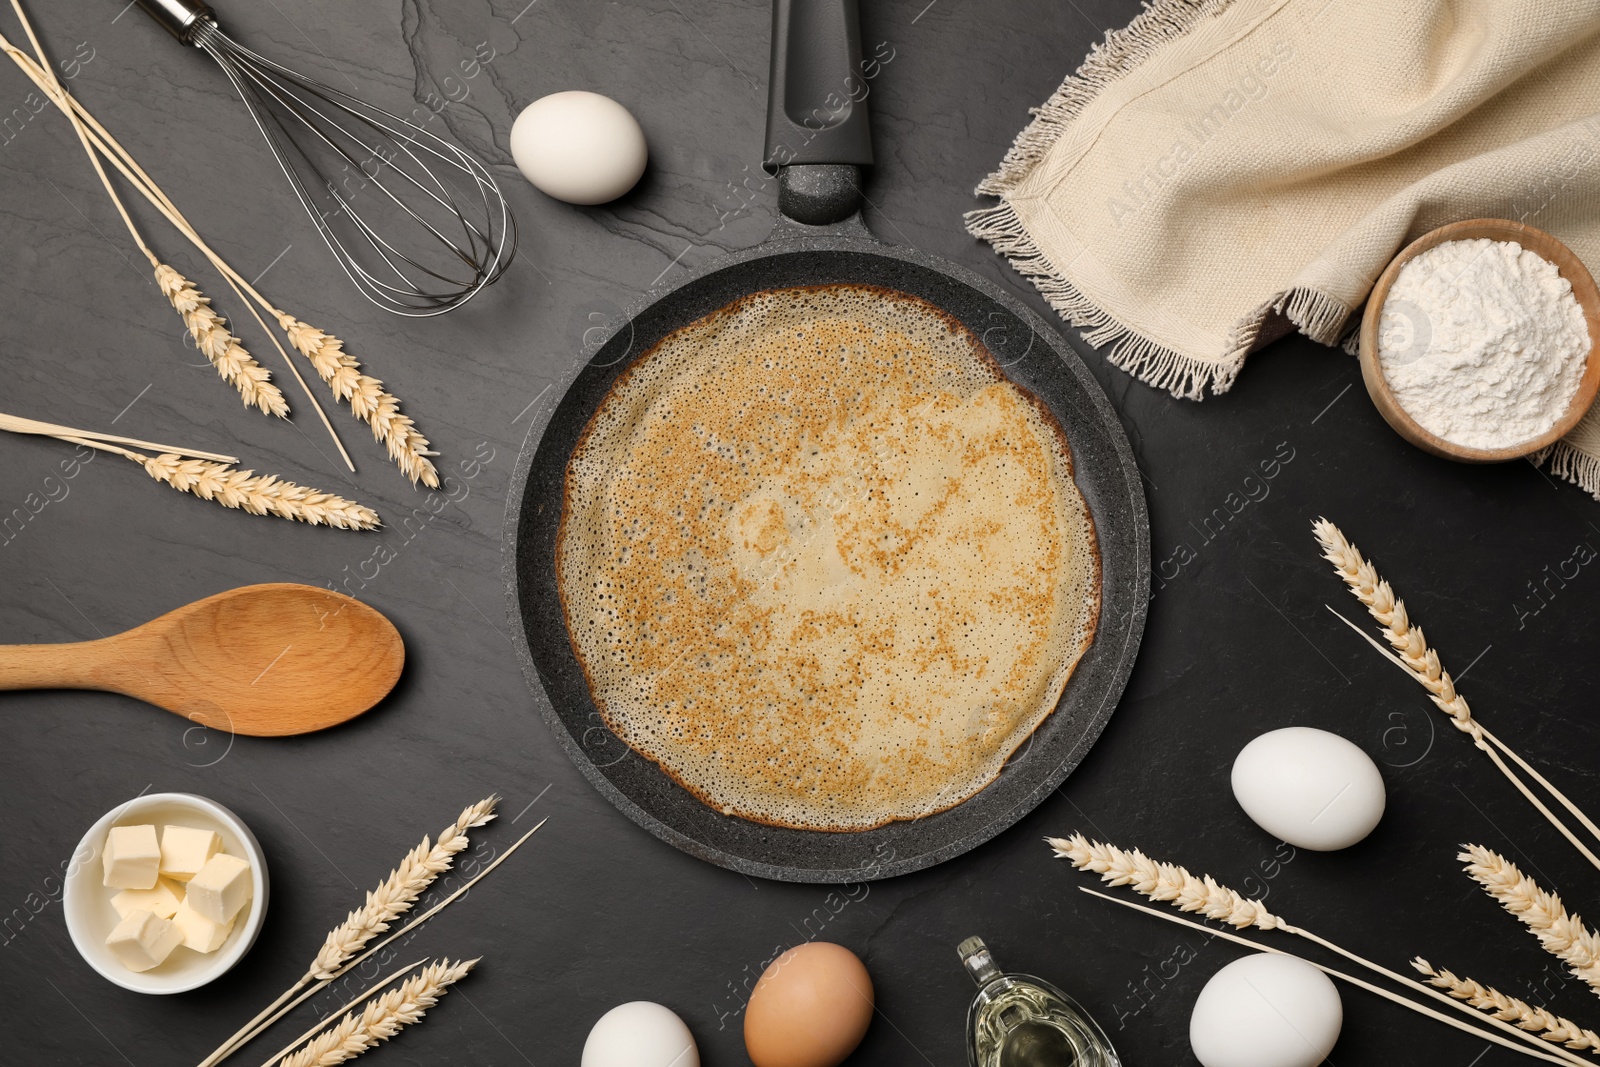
[744,942,874,1067]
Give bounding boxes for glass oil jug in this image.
[959,936,1121,1067]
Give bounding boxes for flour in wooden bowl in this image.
[1377,238,1590,451]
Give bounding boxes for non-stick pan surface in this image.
[504,222,1150,882]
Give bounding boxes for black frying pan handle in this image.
[764,0,873,227]
[763,0,874,169]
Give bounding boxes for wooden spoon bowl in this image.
[1359,218,1600,462]
[0,584,403,735]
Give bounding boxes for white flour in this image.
[1377,238,1589,450]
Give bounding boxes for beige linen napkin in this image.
[967,0,1600,494]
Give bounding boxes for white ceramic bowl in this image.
[63,792,269,994]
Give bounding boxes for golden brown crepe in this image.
[557,284,1099,831]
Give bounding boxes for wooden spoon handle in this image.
[0,641,119,691]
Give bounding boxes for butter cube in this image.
[102,825,161,889]
[160,825,222,882]
[105,909,182,972]
[186,853,252,925]
[173,897,234,953]
[111,877,185,920]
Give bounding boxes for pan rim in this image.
[502,231,1149,882]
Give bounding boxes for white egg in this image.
[581,1001,699,1067]
[1190,954,1342,1067]
[1231,727,1385,851]
[510,91,648,205]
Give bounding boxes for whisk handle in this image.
[134,0,215,44]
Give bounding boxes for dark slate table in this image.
[3,1,1595,1064]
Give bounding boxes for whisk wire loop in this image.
[178,15,514,317]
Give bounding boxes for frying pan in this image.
[504,0,1149,882]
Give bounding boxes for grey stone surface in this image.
[1,1,1595,1065]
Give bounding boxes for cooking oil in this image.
[958,936,1121,1067]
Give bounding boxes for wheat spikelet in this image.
[1414,958,1600,1053]
[136,452,378,530]
[309,795,497,981]
[276,314,439,488]
[1048,833,1284,930]
[1462,845,1600,997]
[1312,517,1478,739]
[154,263,287,419]
[275,958,476,1067]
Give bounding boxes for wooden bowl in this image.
[1358,218,1600,462]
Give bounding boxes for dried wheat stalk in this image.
[227,817,549,1067]
[198,796,499,1067]
[272,958,476,1067]
[276,315,438,488]
[1051,834,1593,1067]
[155,264,286,417]
[0,12,441,481]
[1312,517,1478,737]
[1080,885,1578,1065]
[1414,958,1600,1053]
[310,795,498,979]
[317,818,547,984]
[15,426,376,530]
[1313,518,1600,873]
[256,958,429,1067]
[1462,845,1600,999]
[0,22,292,426]
[2,10,339,457]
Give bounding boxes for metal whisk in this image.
[134,0,515,317]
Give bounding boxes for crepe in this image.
[557,284,1099,831]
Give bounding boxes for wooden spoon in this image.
[0,584,403,736]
